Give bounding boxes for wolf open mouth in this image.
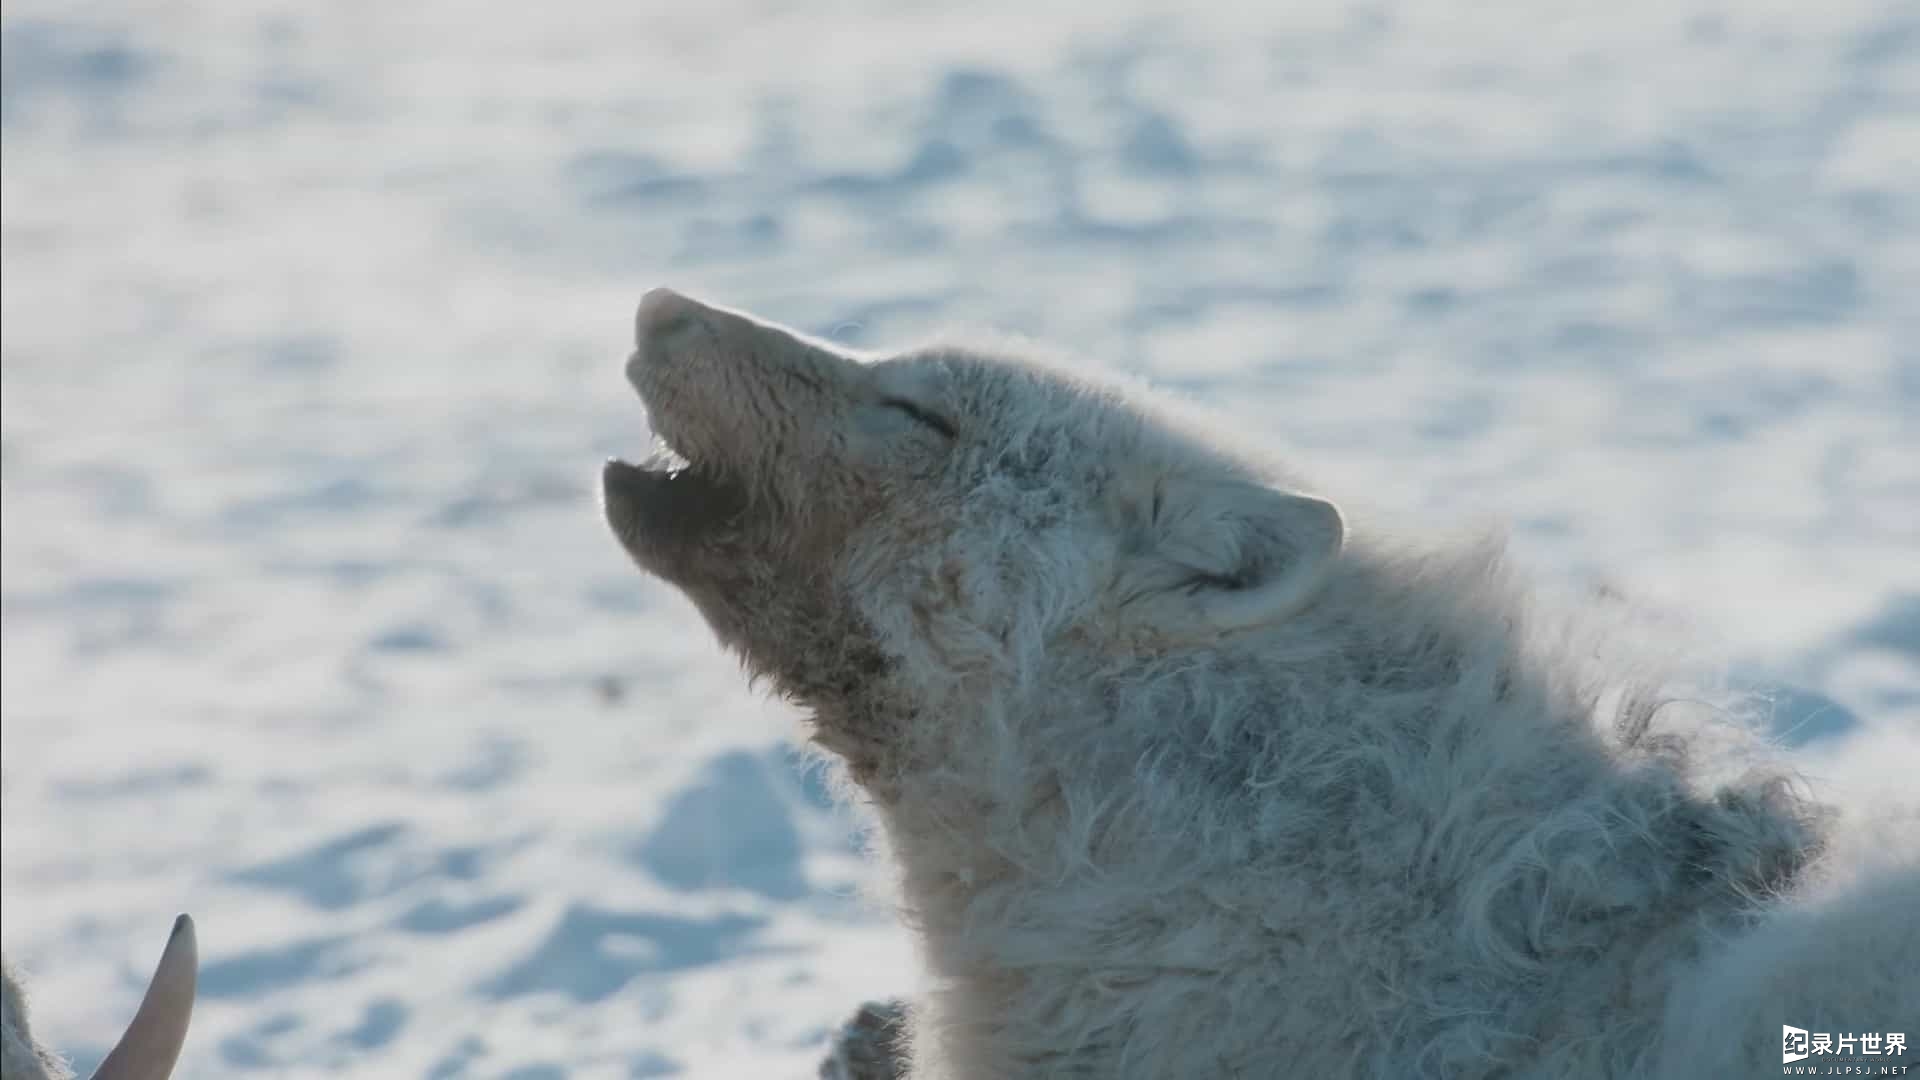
[602,432,749,559]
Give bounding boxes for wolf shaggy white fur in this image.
[601,289,1918,1079]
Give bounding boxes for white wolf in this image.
[601,289,1918,1079]
[1,916,197,1080]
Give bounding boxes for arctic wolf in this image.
[602,289,1918,1079]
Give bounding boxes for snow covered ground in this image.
[1,1,1915,1076]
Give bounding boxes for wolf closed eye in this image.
[879,397,957,439]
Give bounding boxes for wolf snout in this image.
[635,286,706,347]
[629,287,718,396]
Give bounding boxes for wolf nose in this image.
[636,287,703,346]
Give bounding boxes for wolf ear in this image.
[1122,479,1345,638]
[90,914,196,1080]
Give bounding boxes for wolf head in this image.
[602,289,1342,782]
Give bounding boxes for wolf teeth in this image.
[642,435,692,474]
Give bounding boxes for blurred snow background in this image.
[1,1,1915,1076]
